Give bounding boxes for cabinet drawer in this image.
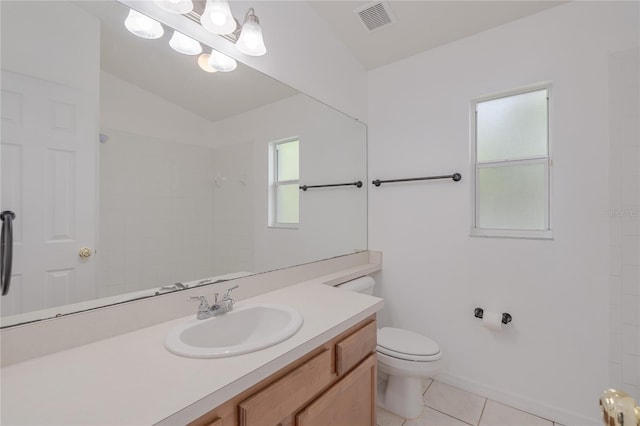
[239,349,333,426]
[335,320,376,376]
[296,353,377,426]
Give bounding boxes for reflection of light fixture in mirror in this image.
[169,31,202,55]
[153,0,193,14]
[236,8,266,56]
[200,0,237,35]
[197,53,218,73]
[208,49,237,72]
[124,9,164,39]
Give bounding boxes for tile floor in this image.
[377,380,564,426]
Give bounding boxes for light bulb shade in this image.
[236,11,266,56]
[200,0,236,35]
[197,54,218,73]
[153,0,193,14]
[124,9,164,39]
[208,49,237,72]
[169,31,202,55]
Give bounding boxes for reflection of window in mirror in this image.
[269,139,300,228]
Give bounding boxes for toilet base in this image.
[377,375,424,419]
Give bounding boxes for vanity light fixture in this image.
[124,2,267,74]
[200,0,237,35]
[124,9,164,39]
[169,30,202,55]
[235,8,266,56]
[208,49,237,72]
[197,53,218,73]
[153,0,194,15]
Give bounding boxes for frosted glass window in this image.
[277,140,299,181]
[270,139,299,227]
[472,86,551,238]
[477,163,546,230]
[477,89,548,162]
[276,184,299,224]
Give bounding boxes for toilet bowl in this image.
[377,327,442,418]
[336,276,443,419]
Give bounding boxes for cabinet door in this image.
[296,354,376,426]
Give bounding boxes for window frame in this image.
[470,83,553,240]
[269,138,300,229]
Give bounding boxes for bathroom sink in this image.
[164,304,303,358]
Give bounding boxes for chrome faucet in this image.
[188,285,240,320]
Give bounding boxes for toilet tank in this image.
[336,276,375,295]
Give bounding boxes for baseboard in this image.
[436,373,600,426]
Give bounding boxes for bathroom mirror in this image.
[0,0,367,326]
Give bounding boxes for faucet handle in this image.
[223,284,239,300]
[188,295,210,310]
[188,296,211,319]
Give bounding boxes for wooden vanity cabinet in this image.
[188,316,377,426]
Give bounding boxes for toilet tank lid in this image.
[377,327,441,356]
[336,276,375,292]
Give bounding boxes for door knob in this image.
[78,247,92,259]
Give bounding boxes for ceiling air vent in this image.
[354,1,396,32]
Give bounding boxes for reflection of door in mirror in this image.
[1,1,100,316]
[2,72,98,315]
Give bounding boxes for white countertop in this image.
[1,282,383,425]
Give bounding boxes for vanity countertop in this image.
[1,281,383,425]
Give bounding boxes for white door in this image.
[1,70,98,316]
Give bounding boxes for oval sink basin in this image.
[164,304,303,358]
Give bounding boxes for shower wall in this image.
[608,47,640,401]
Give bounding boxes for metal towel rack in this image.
[299,181,363,191]
[1,211,16,296]
[372,173,461,187]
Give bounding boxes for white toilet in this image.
[337,276,443,419]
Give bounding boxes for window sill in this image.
[269,223,299,230]
[470,228,553,240]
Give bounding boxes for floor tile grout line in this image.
[424,380,486,426]
[477,397,488,426]
[423,378,435,395]
[486,399,557,425]
[423,404,477,426]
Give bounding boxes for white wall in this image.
[209,94,368,273]
[367,2,639,424]
[120,0,368,122]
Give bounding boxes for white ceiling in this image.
[307,1,567,70]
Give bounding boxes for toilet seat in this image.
[377,327,442,362]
